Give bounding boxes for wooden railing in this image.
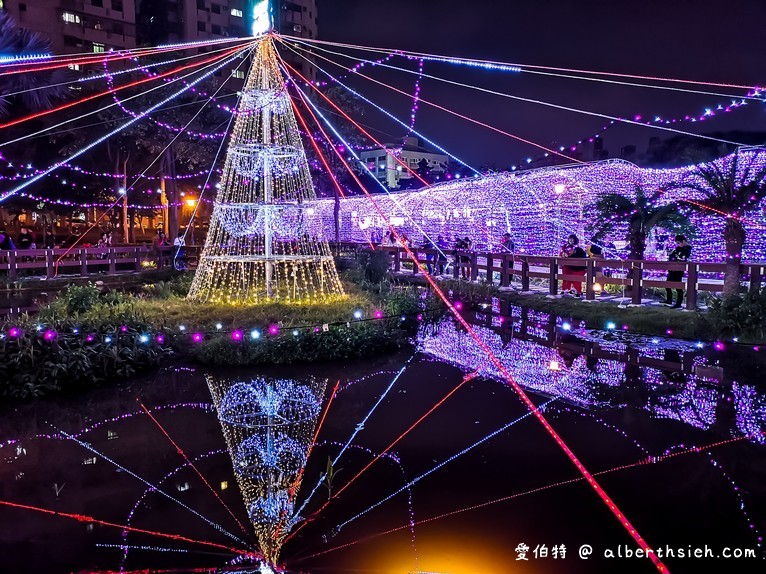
[335,242,765,311]
[0,245,198,280]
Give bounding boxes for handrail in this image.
[334,242,764,310]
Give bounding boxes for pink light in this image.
[120,325,129,333]
[192,332,204,343]
[622,324,629,330]
[268,325,279,336]
[43,330,56,341]
[454,301,463,310]
[86,334,95,342]
[714,342,725,351]
[666,329,673,335]
[156,334,166,344]
[374,310,383,319]
[8,327,21,338]
[231,330,243,341]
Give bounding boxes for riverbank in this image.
[0,274,431,399]
[419,277,743,343]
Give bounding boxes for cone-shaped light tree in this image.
[188,38,345,305]
[206,374,327,566]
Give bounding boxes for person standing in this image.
[560,234,587,295]
[436,235,448,275]
[44,229,56,249]
[17,227,33,249]
[665,234,692,308]
[499,232,514,253]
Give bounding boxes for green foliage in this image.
[60,283,101,315]
[142,274,193,299]
[190,321,410,366]
[588,185,691,259]
[708,290,766,341]
[0,320,173,400]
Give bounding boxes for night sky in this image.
[307,0,766,167]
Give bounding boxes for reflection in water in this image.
[206,375,326,566]
[419,302,766,445]
[0,302,765,573]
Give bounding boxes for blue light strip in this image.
[331,399,556,535]
[0,45,250,203]
[285,73,453,261]
[280,41,481,176]
[52,426,249,547]
[291,356,416,524]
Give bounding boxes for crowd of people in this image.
[0,227,58,251]
[373,229,693,309]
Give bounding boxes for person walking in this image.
[664,234,692,308]
[560,234,587,295]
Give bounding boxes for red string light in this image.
[137,400,251,536]
[281,59,666,572]
[0,45,245,130]
[0,499,259,558]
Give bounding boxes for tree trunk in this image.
[164,147,179,241]
[128,207,136,243]
[722,217,745,297]
[628,229,646,261]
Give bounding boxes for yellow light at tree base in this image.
[188,38,345,306]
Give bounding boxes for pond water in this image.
[1,301,765,574]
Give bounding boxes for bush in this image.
[0,320,173,399]
[61,283,101,314]
[191,322,410,366]
[708,290,766,341]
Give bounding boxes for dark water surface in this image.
[1,302,765,574]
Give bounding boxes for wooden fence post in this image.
[394,248,401,272]
[549,258,558,295]
[109,248,117,274]
[585,259,595,300]
[45,249,55,280]
[412,249,419,274]
[80,249,88,277]
[749,264,762,293]
[521,257,530,291]
[686,262,698,311]
[486,254,494,285]
[630,261,642,305]
[8,250,17,281]
[135,247,143,272]
[470,252,479,281]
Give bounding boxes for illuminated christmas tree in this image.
[207,374,327,565]
[188,38,345,305]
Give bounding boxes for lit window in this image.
[231,8,243,17]
[62,12,81,24]
[68,63,80,71]
[107,429,118,440]
[220,481,229,490]
[92,43,105,53]
[177,482,190,492]
[232,70,244,79]
[83,457,97,465]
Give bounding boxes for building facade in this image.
[1,0,138,54]
[273,0,317,82]
[360,136,449,189]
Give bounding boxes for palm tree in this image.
[671,149,766,296]
[0,12,70,116]
[590,184,690,260]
